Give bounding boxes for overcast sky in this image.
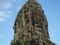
[0,0,60,45]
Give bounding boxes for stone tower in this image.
[11,0,56,45]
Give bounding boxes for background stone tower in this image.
[11,0,56,45]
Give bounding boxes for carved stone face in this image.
[34,15,40,24]
[31,13,43,28]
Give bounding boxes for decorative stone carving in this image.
[11,0,56,45]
